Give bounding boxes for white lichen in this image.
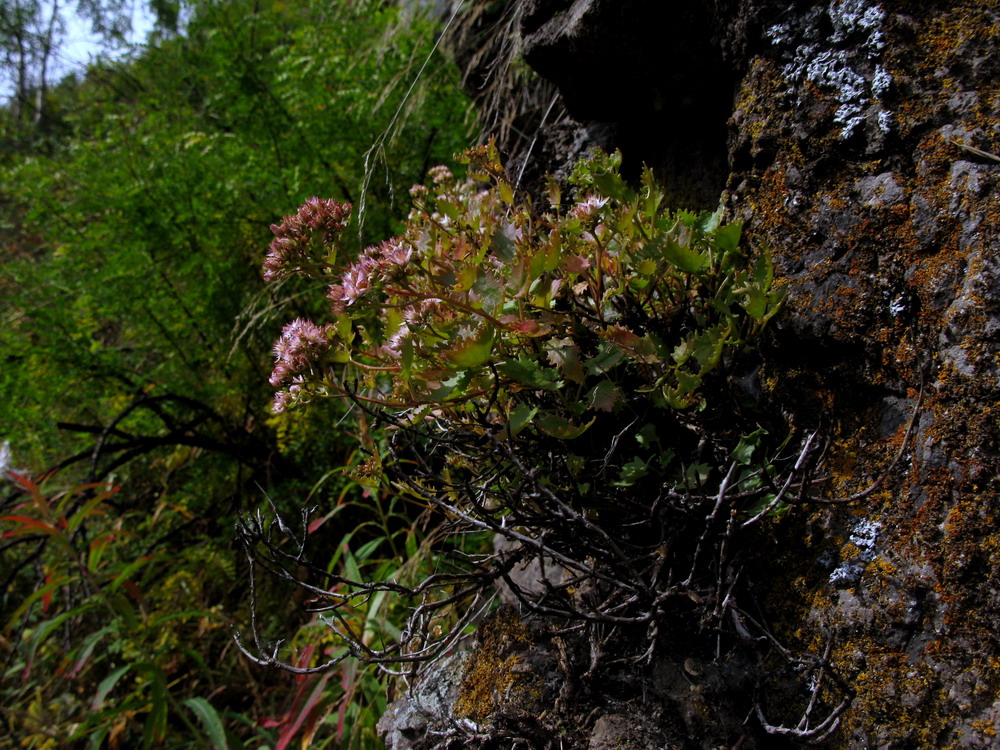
[829,518,881,586]
[766,1,892,140]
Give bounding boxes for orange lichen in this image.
[454,607,540,724]
[727,1,1000,744]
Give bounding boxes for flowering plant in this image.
[247,144,792,673]
[264,145,782,439]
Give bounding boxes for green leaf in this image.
[490,225,517,262]
[534,414,595,440]
[733,427,768,465]
[592,170,635,202]
[508,403,539,436]
[636,258,658,276]
[585,343,625,375]
[744,492,782,517]
[445,326,495,369]
[139,664,168,749]
[659,223,706,273]
[741,287,769,320]
[691,325,728,374]
[586,380,621,412]
[635,423,660,448]
[92,665,132,710]
[713,220,743,253]
[27,604,99,669]
[612,457,649,487]
[425,370,473,401]
[498,357,563,391]
[471,269,503,313]
[698,206,723,234]
[183,698,229,750]
[342,544,362,584]
[436,198,461,222]
[498,180,514,205]
[683,463,712,488]
[675,370,702,394]
[751,250,775,288]
[68,625,117,678]
[400,336,414,379]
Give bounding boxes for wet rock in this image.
[377,652,469,750]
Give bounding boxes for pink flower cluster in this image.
[263,198,352,282]
[427,165,454,185]
[327,237,414,313]
[272,377,305,414]
[269,318,329,387]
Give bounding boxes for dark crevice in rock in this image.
[520,0,739,208]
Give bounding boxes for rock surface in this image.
[380,2,1000,747]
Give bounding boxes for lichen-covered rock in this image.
[401,2,1000,746]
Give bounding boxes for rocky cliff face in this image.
[380,2,1000,747]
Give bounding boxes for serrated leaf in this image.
[498,357,562,390]
[612,457,649,487]
[676,369,702,391]
[592,171,635,202]
[454,264,477,292]
[436,198,461,222]
[427,369,473,400]
[751,251,774,288]
[490,225,517,262]
[691,325,727,374]
[586,380,621,412]
[713,220,743,253]
[659,223,706,273]
[637,258,658,276]
[602,325,659,363]
[498,180,514,205]
[471,269,502,313]
[400,336,414,379]
[546,339,586,383]
[699,207,723,234]
[534,414,595,439]
[741,287,768,319]
[445,326,495,369]
[585,343,625,375]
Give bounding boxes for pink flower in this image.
[377,238,413,268]
[382,324,410,359]
[427,165,453,185]
[272,389,291,413]
[270,377,307,414]
[570,194,609,221]
[341,264,371,306]
[327,284,347,315]
[269,318,329,387]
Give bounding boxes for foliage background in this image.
[0,0,474,746]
